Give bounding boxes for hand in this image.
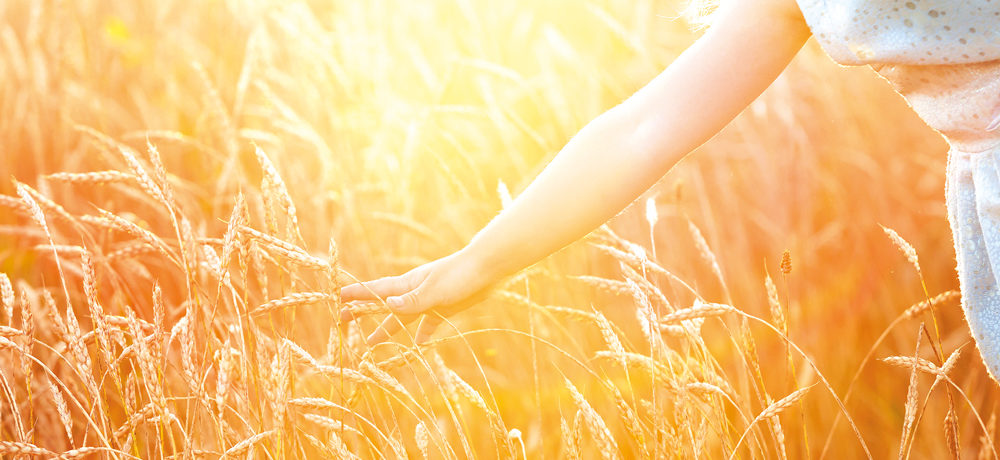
[339,250,494,346]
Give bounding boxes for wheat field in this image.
[0,0,995,458]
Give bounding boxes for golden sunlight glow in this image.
[0,0,981,458]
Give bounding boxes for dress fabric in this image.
[794,0,1000,379]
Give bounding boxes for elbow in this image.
[622,113,681,171]
[588,103,683,173]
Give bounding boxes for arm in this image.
[342,0,812,344]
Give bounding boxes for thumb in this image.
[386,289,429,315]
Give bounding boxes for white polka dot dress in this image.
[795,0,1000,380]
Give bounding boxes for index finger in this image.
[340,275,409,302]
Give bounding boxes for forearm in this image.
[461,0,810,281]
[462,108,673,279]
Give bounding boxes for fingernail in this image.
[387,296,403,309]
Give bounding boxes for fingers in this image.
[362,287,434,345]
[414,316,442,344]
[366,314,411,346]
[338,305,361,325]
[385,290,428,315]
[340,276,411,302]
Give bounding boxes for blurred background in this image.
[0,0,992,458]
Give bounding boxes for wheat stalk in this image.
[114,403,157,440]
[289,397,339,411]
[684,382,728,398]
[765,273,786,334]
[45,171,134,185]
[660,302,736,324]
[254,292,336,315]
[222,429,276,458]
[0,335,21,351]
[882,356,940,376]
[612,387,647,451]
[882,225,921,273]
[565,378,620,460]
[979,412,996,460]
[0,325,22,337]
[730,385,815,459]
[299,413,362,436]
[238,226,330,270]
[416,421,430,460]
[899,325,924,459]
[944,405,960,460]
[254,145,302,243]
[50,381,74,444]
[118,144,169,208]
[561,415,581,460]
[903,290,960,319]
[0,273,13,324]
[0,441,54,457]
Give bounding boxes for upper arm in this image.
[716,0,812,46]
[608,0,813,170]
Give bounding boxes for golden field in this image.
[0,0,993,458]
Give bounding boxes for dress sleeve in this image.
[793,0,1000,66]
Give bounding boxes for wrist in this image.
[455,240,507,285]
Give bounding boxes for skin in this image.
[340,0,814,345]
